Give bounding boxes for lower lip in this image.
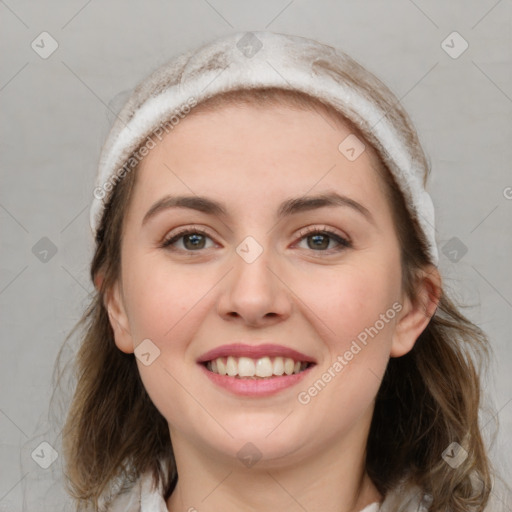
[199,363,314,397]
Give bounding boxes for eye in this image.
[161,227,216,251]
[160,225,352,254]
[295,225,351,253]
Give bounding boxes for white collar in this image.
[108,468,428,512]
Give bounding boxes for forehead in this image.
[129,99,391,223]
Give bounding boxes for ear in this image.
[93,271,104,292]
[390,265,442,358]
[104,280,135,354]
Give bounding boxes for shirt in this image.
[105,468,432,512]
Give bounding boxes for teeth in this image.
[206,356,309,378]
[217,357,227,375]
[273,357,284,375]
[255,356,273,377]
[226,356,237,377]
[238,357,255,377]
[284,358,294,375]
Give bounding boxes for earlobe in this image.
[93,272,104,292]
[390,265,442,358]
[104,280,135,354]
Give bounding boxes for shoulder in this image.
[378,478,431,512]
[105,468,511,512]
[379,475,512,512]
[105,466,168,512]
[101,478,141,512]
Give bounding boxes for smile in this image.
[197,343,317,397]
[205,356,312,378]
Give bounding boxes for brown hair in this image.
[55,87,498,511]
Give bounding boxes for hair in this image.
[55,83,500,511]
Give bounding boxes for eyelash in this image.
[296,225,352,252]
[160,225,352,255]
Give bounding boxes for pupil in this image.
[185,234,205,250]
[309,234,328,250]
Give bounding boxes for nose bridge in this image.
[218,234,291,325]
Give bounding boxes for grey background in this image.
[1,1,511,510]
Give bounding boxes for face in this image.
[106,101,429,469]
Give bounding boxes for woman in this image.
[57,31,506,511]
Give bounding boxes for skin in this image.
[103,102,441,512]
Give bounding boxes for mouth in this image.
[196,343,317,395]
[203,356,314,379]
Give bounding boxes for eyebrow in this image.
[142,192,375,226]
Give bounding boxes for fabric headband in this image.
[90,30,439,265]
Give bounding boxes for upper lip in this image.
[197,343,317,364]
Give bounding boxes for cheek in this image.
[303,256,401,397]
[295,259,401,348]
[120,256,215,425]
[122,253,208,343]
[293,265,400,432]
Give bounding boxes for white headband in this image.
[90,30,438,265]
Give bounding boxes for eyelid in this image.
[292,225,352,254]
[160,224,352,253]
[295,224,351,244]
[160,225,217,248]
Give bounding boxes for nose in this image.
[217,243,292,328]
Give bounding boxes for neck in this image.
[166,410,382,512]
